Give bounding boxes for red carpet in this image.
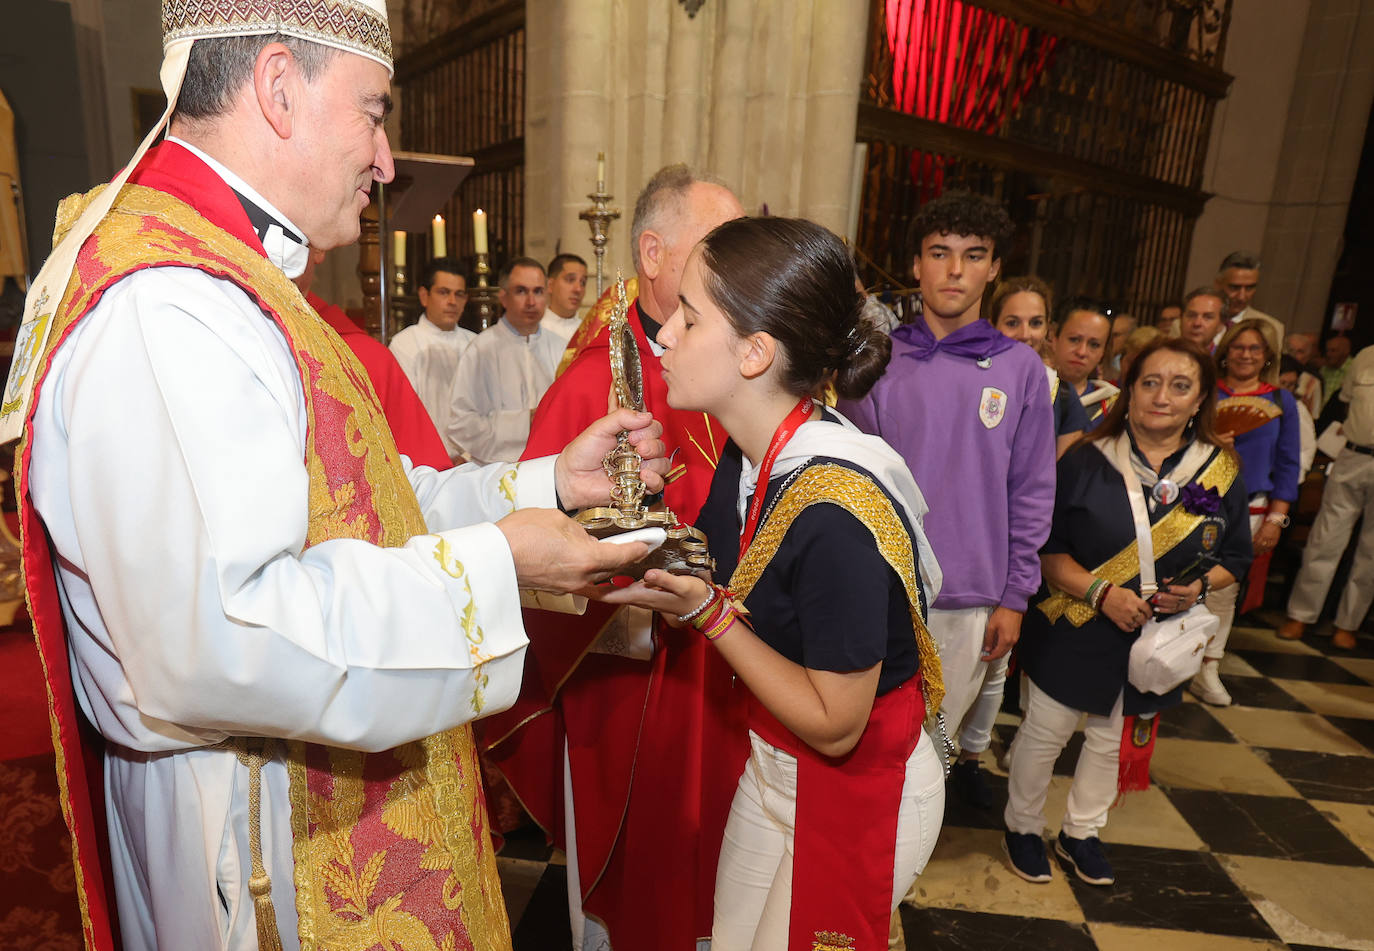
[0,626,85,948]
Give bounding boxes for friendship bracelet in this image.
[700,606,737,641]
[678,587,719,624]
[1085,578,1105,609]
[1092,582,1113,613]
[693,598,729,632]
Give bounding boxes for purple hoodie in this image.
[839,318,1056,612]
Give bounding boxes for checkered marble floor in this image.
[496,614,1374,950]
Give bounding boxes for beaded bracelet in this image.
[678,587,718,624]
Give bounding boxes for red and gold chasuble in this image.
[17,143,510,951]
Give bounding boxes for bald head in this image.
[1285,332,1317,366]
[632,166,744,324]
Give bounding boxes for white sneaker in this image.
[1189,660,1232,706]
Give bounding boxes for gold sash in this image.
[1038,447,1239,627]
[728,463,945,716]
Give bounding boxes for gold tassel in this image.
[236,740,285,951]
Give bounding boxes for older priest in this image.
[4,3,664,950]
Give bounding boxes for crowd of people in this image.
[10,4,1372,951]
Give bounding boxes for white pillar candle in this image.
[432,215,446,257]
[473,209,488,255]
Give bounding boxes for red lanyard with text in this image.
[739,398,814,558]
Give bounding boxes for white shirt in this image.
[1341,345,1374,447]
[28,171,555,950]
[389,314,477,459]
[447,317,563,464]
[540,305,582,345]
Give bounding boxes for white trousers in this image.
[1202,502,1264,660]
[711,730,945,951]
[956,651,1011,755]
[1004,680,1124,840]
[927,605,996,748]
[1289,450,1374,629]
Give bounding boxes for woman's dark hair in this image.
[697,217,891,401]
[1080,337,1225,451]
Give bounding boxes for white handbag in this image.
[1116,441,1218,695]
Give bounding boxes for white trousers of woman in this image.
[1004,680,1124,840]
[711,728,945,950]
[1203,498,1265,660]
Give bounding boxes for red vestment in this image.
[307,294,451,471]
[478,295,748,949]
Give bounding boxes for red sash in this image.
[748,676,924,950]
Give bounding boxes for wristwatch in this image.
[1265,512,1291,528]
[1197,575,1212,604]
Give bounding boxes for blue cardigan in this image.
[1220,385,1302,502]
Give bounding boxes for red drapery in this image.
[884,0,1059,198]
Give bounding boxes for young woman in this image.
[1052,300,1117,426]
[990,276,1089,460]
[605,217,946,950]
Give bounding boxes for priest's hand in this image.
[496,508,652,591]
[554,409,670,509]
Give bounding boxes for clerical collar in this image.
[166,136,311,279]
[635,303,667,357]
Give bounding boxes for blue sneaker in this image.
[1002,831,1052,883]
[1055,831,1115,885]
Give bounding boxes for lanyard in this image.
[739,397,814,558]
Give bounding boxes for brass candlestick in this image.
[467,251,500,332]
[579,157,621,300]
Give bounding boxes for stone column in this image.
[1258,3,1374,332]
[524,0,868,275]
[1184,0,1374,333]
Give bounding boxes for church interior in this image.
[3,1,1374,949]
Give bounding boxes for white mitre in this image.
[0,0,392,443]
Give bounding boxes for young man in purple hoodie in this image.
[840,192,1056,806]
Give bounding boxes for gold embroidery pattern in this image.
[161,0,393,66]
[728,464,945,717]
[498,466,519,513]
[39,184,510,951]
[555,276,639,378]
[1038,450,1239,626]
[812,930,856,950]
[430,537,492,713]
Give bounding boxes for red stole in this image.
[477,291,746,950]
[749,678,924,950]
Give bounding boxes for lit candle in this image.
[392,230,406,267]
[432,214,446,257]
[473,209,488,255]
[597,151,606,187]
